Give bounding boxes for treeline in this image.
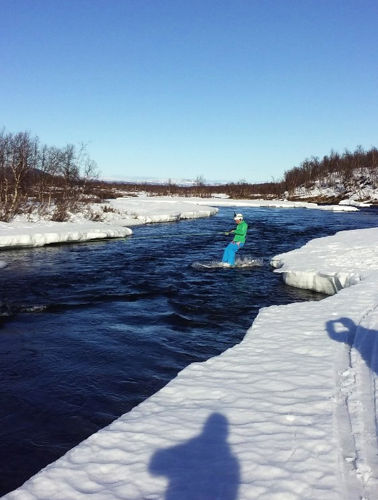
[107,146,378,201]
[0,130,99,222]
[283,146,378,193]
[2,130,377,223]
[101,180,285,199]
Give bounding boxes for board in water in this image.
[192,257,263,270]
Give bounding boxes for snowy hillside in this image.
[288,168,378,205]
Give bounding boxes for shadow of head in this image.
[326,317,378,375]
[326,317,356,346]
[149,412,239,500]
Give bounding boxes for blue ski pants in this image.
[222,242,244,266]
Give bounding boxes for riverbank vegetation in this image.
[1,128,377,223]
[101,145,378,204]
[283,146,378,203]
[0,130,100,222]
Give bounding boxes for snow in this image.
[339,199,372,208]
[0,220,132,249]
[4,223,378,498]
[0,195,358,253]
[271,227,378,294]
[289,169,378,204]
[0,199,218,250]
[104,197,218,224]
[161,196,359,212]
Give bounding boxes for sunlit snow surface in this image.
[161,195,359,212]
[0,199,218,250]
[271,227,378,294]
[0,195,357,251]
[0,195,357,252]
[5,226,378,500]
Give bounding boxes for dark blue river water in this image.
[0,206,377,494]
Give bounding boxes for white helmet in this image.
[234,213,243,221]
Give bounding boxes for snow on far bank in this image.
[158,195,359,212]
[0,260,7,268]
[103,197,218,224]
[289,170,378,205]
[0,200,217,250]
[0,194,360,251]
[339,199,372,208]
[6,228,378,499]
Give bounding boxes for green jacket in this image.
[232,220,248,243]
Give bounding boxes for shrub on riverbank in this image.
[0,130,99,222]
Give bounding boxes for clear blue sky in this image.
[1,0,377,183]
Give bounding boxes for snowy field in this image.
[4,222,378,499]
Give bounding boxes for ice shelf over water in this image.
[0,199,218,250]
[0,221,132,249]
[5,226,378,500]
[271,227,378,295]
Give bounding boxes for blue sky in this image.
[1,0,377,183]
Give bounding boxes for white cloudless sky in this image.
[1,0,377,183]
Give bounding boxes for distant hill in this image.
[105,147,378,205]
[286,168,378,205]
[283,147,378,205]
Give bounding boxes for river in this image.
[0,206,377,495]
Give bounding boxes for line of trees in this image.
[0,130,98,222]
[101,179,285,199]
[283,146,378,193]
[107,146,377,201]
[2,130,377,223]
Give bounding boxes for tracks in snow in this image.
[334,306,378,499]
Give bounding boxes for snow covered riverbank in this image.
[271,227,378,295]
[135,195,359,212]
[0,199,217,249]
[0,194,362,250]
[5,226,378,500]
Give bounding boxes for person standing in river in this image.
[222,213,248,267]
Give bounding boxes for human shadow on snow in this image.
[327,317,378,375]
[149,412,240,500]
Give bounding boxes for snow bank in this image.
[271,227,378,295]
[166,196,359,212]
[289,171,378,205]
[0,221,132,249]
[104,197,218,224]
[0,195,354,253]
[6,229,378,499]
[0,200,217,250]
[339,199,372,208]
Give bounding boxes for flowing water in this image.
[0,206,377,494]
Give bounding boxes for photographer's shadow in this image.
[149,412,239,500]
[327,317,378,374]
